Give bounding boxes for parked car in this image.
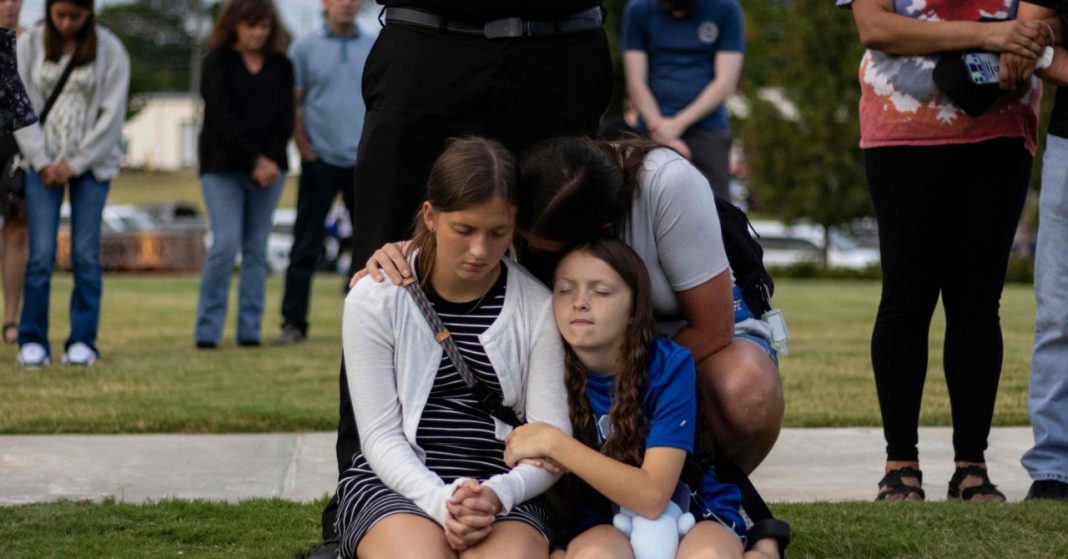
[750,220,880,270]
[266,202,352,275]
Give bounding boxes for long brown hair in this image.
[518,136,667,244]
[411,137,519,283]
[560,238,656,468]
[206,0,288,55]
[44,0,96,66]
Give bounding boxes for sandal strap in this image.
[877,484,925,501]
[879,466,923,486]
[877,467,925,500]
[949,465,1005,500]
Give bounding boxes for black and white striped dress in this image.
[336,267,555,557]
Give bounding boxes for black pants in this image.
[865,137,1031,464]
[322,23,612,543]
[682,128,732,201]
[281,159,355,335]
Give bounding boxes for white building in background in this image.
[122,92,200,172]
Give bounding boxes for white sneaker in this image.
[16,343,50,368]
[62,342,97,366]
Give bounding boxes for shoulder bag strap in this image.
[39,54,78,125]
[402,277,523,427]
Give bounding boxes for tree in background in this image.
[737,0,870,264]
[97,0,219,110]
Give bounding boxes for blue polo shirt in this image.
[621,0,745,132]
[288,24,374,168]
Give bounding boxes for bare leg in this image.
[461,520,549,559]
[696,339,784,473]
[357,514,456,559]
[2,218,28,342]
[564,525,634,559]
[677,521,744,559]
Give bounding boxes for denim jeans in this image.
[1023,134,1068,484]
[194,172,284,344]
[18,170,109,355]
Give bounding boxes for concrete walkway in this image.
[0,427,1036,506]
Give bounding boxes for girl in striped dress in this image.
[336,137,570,559]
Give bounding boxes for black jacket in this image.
[198,48,293,175]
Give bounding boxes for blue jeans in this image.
[195,172,284,344]
[18,170,109,355]
[1023,134,1068,483]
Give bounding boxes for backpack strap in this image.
[685,450,792,557]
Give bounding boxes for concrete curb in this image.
[0,427,1036,506]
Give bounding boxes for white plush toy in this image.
[612,485,697,559]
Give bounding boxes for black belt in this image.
[382,6,604,39]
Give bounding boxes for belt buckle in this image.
[485,17,523,39]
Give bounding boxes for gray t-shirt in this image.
[624,148,771,340]
[622,148,727,330]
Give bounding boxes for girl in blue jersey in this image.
[504,238,778,559]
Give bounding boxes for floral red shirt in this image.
[839,0,1041,154]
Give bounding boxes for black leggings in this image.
[865,137,1031,463]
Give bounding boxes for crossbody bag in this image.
[401,276,523,428]
[1,55,78,214]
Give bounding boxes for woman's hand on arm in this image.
[672,270,734,365]
[349,241,415,287]
[851,0,1045,57]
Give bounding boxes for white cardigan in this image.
[14,24,129,180]
[342,255,570,527]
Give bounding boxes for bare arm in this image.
[624,50,665,129]
[850,0,1046,57]
[672,270,735,364]
[292,87,318,162]
[1017,2,1068,85]
[505,423,686,519]
[1039,46,1068,85]
[672,51,744,132]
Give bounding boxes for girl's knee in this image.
[462,522,548,559]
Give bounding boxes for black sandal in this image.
[876,467,925,501]
[948,465,1005,501]
[2,322,16,344]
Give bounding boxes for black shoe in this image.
[305,542,339,559]
[273,323,306,345]
[237,339,261,347]
[1026,479,1068,502]
[196,341,217,349]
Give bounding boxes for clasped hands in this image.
[251,155,281,188]
[992,20,1055,91]
[443,423,568,551]
[647,117,693,160]
[444,479,501,551]
[40,160,74,187]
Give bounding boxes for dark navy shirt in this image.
[622,0,745,132]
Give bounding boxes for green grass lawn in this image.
[0,275,1036,433]
[107,171,301,213]
[1,499,1065,558]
